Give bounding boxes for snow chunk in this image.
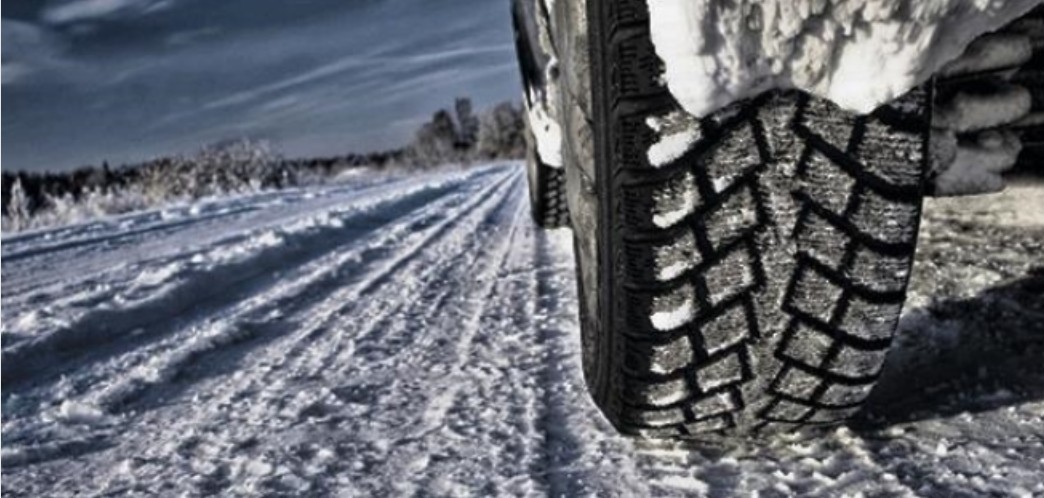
[652,189,697,228]
[646,112,702,167]
[652,172,699,228]
[648,0,1042,118]
[939,33,1033,77]
[934,83,1032,133]
[654,231,699,281]
[650,302,694,332]
[55,400,109,427]
[650,285,697,331]
[648,129,700,167]
[934,130,1022,195]
[526,86,563,167]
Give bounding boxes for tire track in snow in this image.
[1,168,515,469]
[0,169,522,487]
[357,186,534,496]
[0,175,414,320]
[1,206,261,264]
[0,175,401,262]
[71,169,527,496]
[1,167,503,388]
[0,171,442,302]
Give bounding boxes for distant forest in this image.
[2,98,527,231]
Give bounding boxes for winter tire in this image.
[525,129,570,228]
[577,0,930,437]
[513,0,570,229]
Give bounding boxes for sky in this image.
[2,0,523,172]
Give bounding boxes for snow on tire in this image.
[581,0,929,438]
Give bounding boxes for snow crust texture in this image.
[2,164,1043,496]
[649,0,1044,118]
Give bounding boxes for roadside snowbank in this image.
[649,0,1042,118]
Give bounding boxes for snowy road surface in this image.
[2,163,1043,497]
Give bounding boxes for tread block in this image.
[628,334,694,375]
[632,426,683,439]
[763,399,813,422]
[694,351,744,391]
[646,283,698,332]
[624,406,686,428]
[773,365,823,399]
[689,391,740,419]
[807,407,860,423]
[780,321,833,368]
[623,229,700,284]
[702,122,762,192]
[851,188,921,244]
[653,230,701,282]
[650,171,700,229]
[801,148,856,214]
[702,246,756,307]
[828,344,889,378]
[698,303,749,355]
[789,265,844,324]
[799,97,858,153]
[839,297,902,342]
[703,186,760,250]
[848,248,911,294]
[856,118,926,188]
[625,376,691,407]
[617,170,701,230]
[756,97,801,159]
[821,382,876,407]
[684,415,732,434]
[795,211,849,270]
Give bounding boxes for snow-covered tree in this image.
[455,97,479,148]
[476,102,525,159]
[5,177,32,231]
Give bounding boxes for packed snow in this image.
[647,0,1042,118]
[934,129,1023,195]
[525,87,564,167]
[2,163,1042,496]
[646,112,703,167]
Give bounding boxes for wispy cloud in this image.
[42,0,173,25]
[4,0,521,171]
[164,26,220,47]
[1,19,65,85]
[192,44,513,114]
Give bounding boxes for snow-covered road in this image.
[3,163,1043,497]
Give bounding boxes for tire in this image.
[574,0,930,437]
[525,129,570,228]
[513,0,570,229]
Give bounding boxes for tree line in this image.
[2,98,527,231]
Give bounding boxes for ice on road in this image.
[2,163,1042,496]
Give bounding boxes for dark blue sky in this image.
[2,0,522,172]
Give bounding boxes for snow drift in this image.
[648,0,1043,118]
